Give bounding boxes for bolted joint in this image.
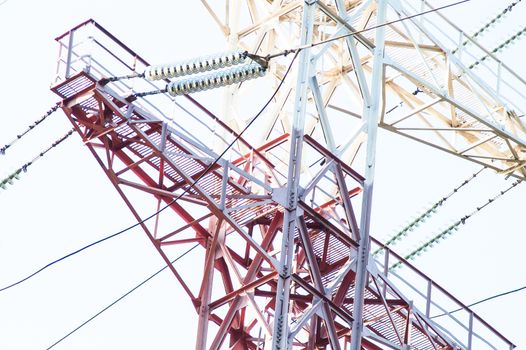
[279,265,291,279]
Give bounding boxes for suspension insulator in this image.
[166,63,266,96]
[144,50,249,81]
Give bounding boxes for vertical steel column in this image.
[222,1,242,135]
[271,1,316,349]
[468,311,474,350]
[65,30,75,78]
[195,220,222,350]
[350,1,387,349]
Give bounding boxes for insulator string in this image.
[0,104,60,156]
[453,0,523,54]
[0,129,75,190]
[144,50,249,81]
[167,63,266,96]
[469,25,526,69]
[389,178,522,269]
[133,62,267,98]
[378,167,485,252]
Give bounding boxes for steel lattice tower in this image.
[50,1,523,349]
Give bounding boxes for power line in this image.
[263,0,472,61]
[0,128,75,191]
[0,216,138,293]
[0,104,60,156]
[0,51,299,293]
[431,283,526,319]
[45,243,200,350]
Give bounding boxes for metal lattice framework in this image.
[50,0,523,348]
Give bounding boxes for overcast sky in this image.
[0,0,525,349]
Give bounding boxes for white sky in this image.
[0,0,525,349]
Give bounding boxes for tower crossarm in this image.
[202,0,526,179]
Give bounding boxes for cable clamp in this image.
[246,53,269,69]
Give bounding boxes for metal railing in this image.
[371,238,515,349]
[53,19,280,186]
[403,0,526,115]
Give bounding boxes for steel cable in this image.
[45,243,200,349]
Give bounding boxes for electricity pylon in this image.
[50,0,523,348]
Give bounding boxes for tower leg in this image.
[350,1,387,349]
[271,1,316,349]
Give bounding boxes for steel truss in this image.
[50,0,521,348]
